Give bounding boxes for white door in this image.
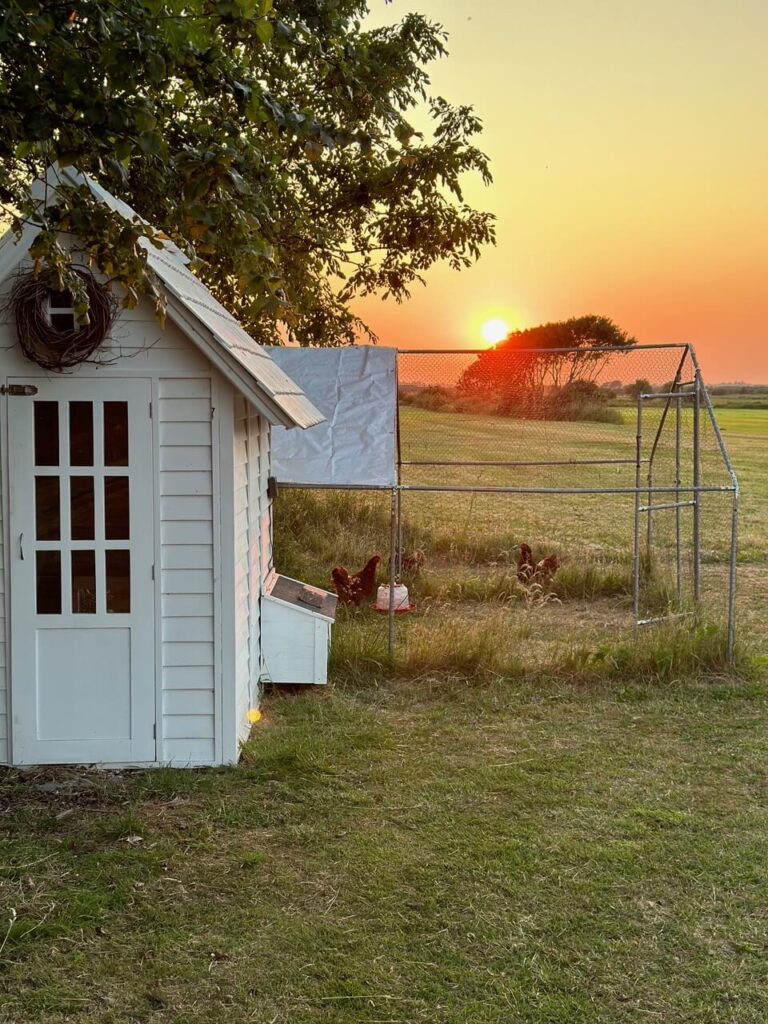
[8,377,156,764]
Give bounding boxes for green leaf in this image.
[255,18,273,44]
[137,131,162,156]
[147,51,166,82]
[134,108,157,132]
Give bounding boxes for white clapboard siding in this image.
[159,377,216,763]
[230,399,271,749]
[253,415,271,681]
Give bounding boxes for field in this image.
[0,408,766,1023]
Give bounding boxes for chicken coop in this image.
[270,343,739,664]
[0,167,333,769]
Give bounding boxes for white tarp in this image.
[269,346,397,488]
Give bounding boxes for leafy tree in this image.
[0,1,494,343]
[624,378,654,399]
[458,315,637,395]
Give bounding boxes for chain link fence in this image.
[273,344,738,673]
[396,344,737,660]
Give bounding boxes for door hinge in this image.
[153,723,156,739]
[149,401,153,418]
[151,564,155,581]
[0,384,38,397]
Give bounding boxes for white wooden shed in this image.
[0,168,334,768]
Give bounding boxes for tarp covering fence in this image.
[269,346,397,488]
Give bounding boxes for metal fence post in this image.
[727,487,739,663]
[633,397,643,622]
[692,370,702,604]
[675,393,682,609]
[388,487,398,657]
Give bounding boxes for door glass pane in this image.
[35,477,60,540]
[104,402,129,466]
[104,476,129,539]
[71,551,96,614]
[70,476,95,540]
[106,550,130,613]
[69,402,93,466]
[36,551,61,614]
[34,402,59,466]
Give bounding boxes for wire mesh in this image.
[272,344,738,674]
[395,345,737,660]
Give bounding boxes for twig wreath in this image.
[7,267,118,371]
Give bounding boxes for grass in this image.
[0,407,766,1022]
[2,672,768,1022]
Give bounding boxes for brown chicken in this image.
[517,543,559,582]
[535,554,559,578]
[516,543,535,582]
[331,555,382,605]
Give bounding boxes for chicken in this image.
[331,555,382,605]
[401,549,426,575]
[516,543,535,582]
[535,554,559,578]
[517,543,559,583]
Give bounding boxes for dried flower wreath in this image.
[7,267,117,371]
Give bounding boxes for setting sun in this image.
[481,318,510,346]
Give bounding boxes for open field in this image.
[276,404,765,671]
[0,407,765,1023]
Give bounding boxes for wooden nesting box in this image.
[261,573,337,685]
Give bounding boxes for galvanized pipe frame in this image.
[642,346,691,571]
[688,347,740,661]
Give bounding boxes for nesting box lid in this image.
[264,573,337,621]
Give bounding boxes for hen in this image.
[331,555,382,605]
[517,543,559,582]
[516,543,535,582]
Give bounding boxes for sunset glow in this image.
[481,319,510,346]
[360,1,768,383]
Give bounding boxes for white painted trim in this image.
[150,377,163,764]
[0,389,10,763]
[215,380,237,765]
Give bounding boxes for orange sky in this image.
[356,1,768,384]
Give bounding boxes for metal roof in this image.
[0,167,324,430]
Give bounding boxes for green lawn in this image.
[0,408,766,1023]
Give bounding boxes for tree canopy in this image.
[0,1,494,343]
[459,315,638,394]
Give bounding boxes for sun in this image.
[481,318,510,346]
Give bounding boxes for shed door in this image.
[8,378,156,764]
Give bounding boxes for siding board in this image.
[161,521,213,546]
[160,422,212,447]
[162,617,215,643]
[164,737,216,764]
[161,495,213,521]
[162,593,214,617]
[161,545,213,570]
[160,446,212,472]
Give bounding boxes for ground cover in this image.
[0,408,765,1023]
